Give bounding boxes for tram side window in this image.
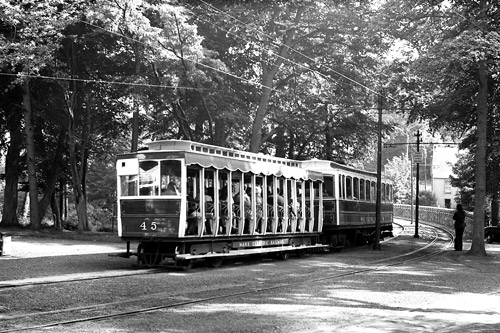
[139,160,159,196]
[370,182,375,202]
[385,184,392,202]
[346,176,353,199]
[160,160,181,196]
[323,176,334,197]
[339,175,345,199]
[365,180,371,202]
[359,179,365,201]
[382,183,386,202]
[353,177,359,200]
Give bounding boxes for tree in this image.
[384,154,412,203]
[381,0,500,256]
[0,74,23,227]
[0,0,78,230]
[191,0,389,156]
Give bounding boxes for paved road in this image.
[1,221,500,332]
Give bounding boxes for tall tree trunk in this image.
[249,7,305,152]
[68,107,89,231]
[21,80,41,230]
[20,190,29,225]
[1,106,22,227]
[469,60,487,256]
[50,191,62,231]
[37,129,65,222]
[131,43,142,152]
[324,104,333,161]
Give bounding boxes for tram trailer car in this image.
[115,140,393,268]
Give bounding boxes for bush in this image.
[418,190,438,207]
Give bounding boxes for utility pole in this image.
[373,91,383,250]
[414,130,421,238]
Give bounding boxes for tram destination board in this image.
[235,238,289,249]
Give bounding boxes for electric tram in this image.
[115,140,393,268]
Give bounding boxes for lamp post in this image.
[414,130,421,238]
[373,91,383,250]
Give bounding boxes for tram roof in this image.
[142,140,323,181]
[299,159,378,179]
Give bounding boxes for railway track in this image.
[0,222,454,333]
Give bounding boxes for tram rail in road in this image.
[0,222,454,333]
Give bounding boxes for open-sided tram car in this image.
[115,140,393,268]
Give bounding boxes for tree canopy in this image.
[1,0,499,258]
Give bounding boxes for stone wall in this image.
[394,204,473,239]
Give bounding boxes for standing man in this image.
[453,204,467,251]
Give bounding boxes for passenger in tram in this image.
[195,187,214,202]
[219,185,228,200]
[195,187,215,235]
[266,187,285,232]
[267,187,285,206]
[231,181,243,234]
[237,185,252,234]
[254,185,263,233]
[218,184,229,233]
[164,181,180,195]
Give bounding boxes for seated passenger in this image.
[267,188,285,206]
[164,182,180,195]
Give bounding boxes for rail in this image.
[393,204,473,238]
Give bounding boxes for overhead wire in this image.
[3,1,402,113]
[0,72,226,92]
[75,17,281,94]
[196,0,397,102]
[183,2,334,87]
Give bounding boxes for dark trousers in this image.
[455,227,465,250]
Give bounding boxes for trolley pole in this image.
[373,92,383,250]
[414,130,421,238]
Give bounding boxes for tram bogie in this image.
[116,140,393,268]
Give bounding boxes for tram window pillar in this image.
[271,176,278,233]
[198,169,205,236]
[262,176,268,234]
[227,172,234,235]
[318,181,324,231]
[212,169,219,236]
[300,181,306,232]
[307,180,314,232]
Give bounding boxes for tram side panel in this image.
[321,199,393,247]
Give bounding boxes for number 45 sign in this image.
[140,219,158,231]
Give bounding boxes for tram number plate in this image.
[236,238,289,248]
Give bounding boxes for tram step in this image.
[175,244,329,260]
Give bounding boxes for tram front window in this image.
[120,159,183,197]
[160,160,181,196]
[120,175,138,196]
[139,161,159,196]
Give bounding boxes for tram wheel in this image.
[296,249,307,258]
[176,259,194,271]
[206,257,224,268]
[141,253,162,267]
[278,251,290,260]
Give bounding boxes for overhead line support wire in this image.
[76,18,280,94]
[198,0,398,103]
